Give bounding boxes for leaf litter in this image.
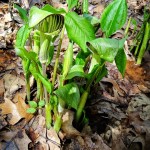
[0,0,150,149]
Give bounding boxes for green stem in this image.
[52,26,65,90]
[42,63,48,104]
[75,62,105,123]
[125,17,131,36]
[75,90,89,123]
[137,22,150,64]
[26,78,30,101]
[83,0,88,14]
[54,115,62,133]
[45,103,52,129]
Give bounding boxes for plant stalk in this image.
[75,62,105,123]
[52,26,65,89]
[45,103,52,129]
[137,22,150,64]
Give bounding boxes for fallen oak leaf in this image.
[0,94,33,125]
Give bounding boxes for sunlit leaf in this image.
[27,108,36,114]
[36,73,52,93]
[54,83,80,110]
[87,38,123,62]
[100,0,127,37]
[38,100,45,107]
[66,0,78,10]
[28,101,37,108]
[65,65,85,80]
[62,42,73,78]
[65,12,95,53]
[14,4,28,23]
[15,24,31,48]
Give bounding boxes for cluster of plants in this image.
[130,8,150,64]
[15,0,127,132]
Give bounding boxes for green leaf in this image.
[36,73,52,93]
[62,42,73,78]
[95,65,107,83]
[15,24,31,48]
[42,4,66,14]
[65,12,95,53]
[83,14,100,32]
[27,108,36,114]
[14,4,28,23]
[38,100,45,107]
[66,0,78,10]
[100,0,127,37]
[28,101,38,108]
[115,39,127,77]
[54,83,80,110]
[88,54,101,73]
[65,65,85,80]
[15,47,38,61]
[29,5,65,28]
[29,6,51,28]
[87,38,124,62]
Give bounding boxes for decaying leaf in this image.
[62,110,80,138]
[15,129,31,150]
[0,94,33,125]
[3,74,26,100]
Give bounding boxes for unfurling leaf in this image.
[87,38,124,62]
[54,83,80,110]
[62,42,73,78]
[100,0,127,37]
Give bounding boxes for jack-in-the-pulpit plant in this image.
[15,0,127,132]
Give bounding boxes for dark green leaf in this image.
[100,0,127,37]
[66,0,78,10]
[87,38,123,62]
[14,4,28,23]
[65,12,95,53]
[54,83,80,110]
[27,108,36,113]
[115,39,126,77]
[28,101,37,108]
[65,65,85,80]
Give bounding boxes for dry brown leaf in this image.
[62,110,80,138]
[14,129,31,150]
[0,94,33,125]
[3,74,26,100]
[111,127,127,150]
[47,128,60,150]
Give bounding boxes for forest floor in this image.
[0,0,150,150]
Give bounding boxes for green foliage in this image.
[15,25,31,48]
[100,0,127,37]
[54,83,80,110]
[65,12,95,53]
[27,108,36,114]
[14,4,28,23]
[28,101,38,108]
[15,0,128,130]
[67,0,78,11]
